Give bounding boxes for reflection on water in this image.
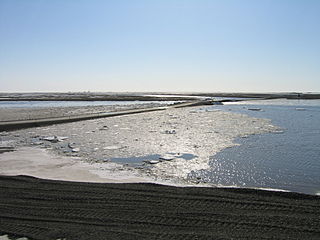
[189,100,320,195]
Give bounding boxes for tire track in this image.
[0,175,320,239]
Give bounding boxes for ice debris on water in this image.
[103,145,122,150]
[163,130,176,134]
[57,136,68,141]
[68,143,79,152]
[71,148,80,152]
[0,235,29,240]
[149,160,160,164]
[43,136,59,143]
[273,130,285,134]
[43,136,68,143]
[99,125,109,130]
[68,143,76,148]
[144,160,160,164]
[295,108,306,111]
[248,108,262,111]
[159,155,175,161]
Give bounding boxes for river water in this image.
[189,99,320,195]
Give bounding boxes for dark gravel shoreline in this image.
[0,175,319,240]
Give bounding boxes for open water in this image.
[189,99,320,195]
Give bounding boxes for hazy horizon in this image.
[1,91,320,95]
[1,0,320,92]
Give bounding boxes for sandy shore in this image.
[0,175,319,240]
[0,147,152,184]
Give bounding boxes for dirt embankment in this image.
[0,175,319,240]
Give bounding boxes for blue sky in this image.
[0,0,319,92]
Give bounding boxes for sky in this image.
[0,0,319,93]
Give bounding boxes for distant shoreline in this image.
[1,92,320,101]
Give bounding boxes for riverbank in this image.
[0,175,319,240]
